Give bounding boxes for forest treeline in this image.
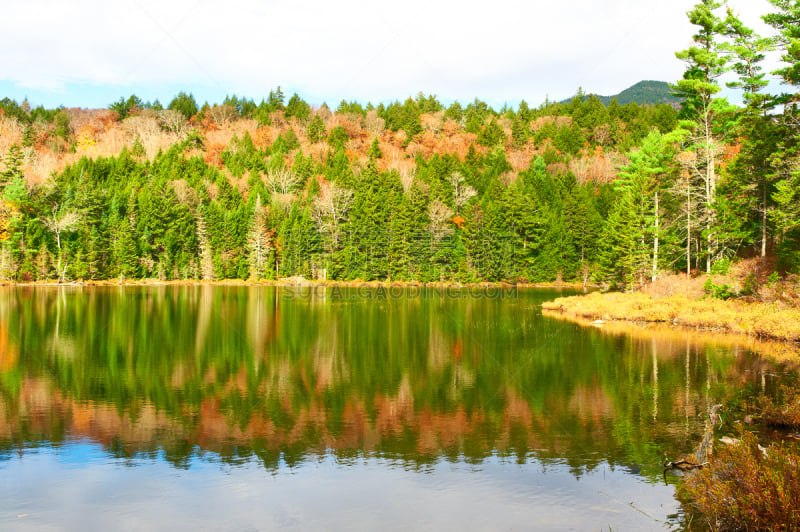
[0,0,798,286]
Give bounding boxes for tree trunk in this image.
[761,175,767,261]
[195,210,214,281]
[687,179,692,279]
[653,190,659,283]
[705,113,715,274]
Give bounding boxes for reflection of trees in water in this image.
[0,287,794,478]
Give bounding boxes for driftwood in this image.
[664,404,722,483]
[694,404,723,464]
[663,459,707,471]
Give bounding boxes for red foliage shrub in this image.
[677,430,800,531]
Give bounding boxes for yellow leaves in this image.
[0,199,17,242]
[75,124,97,154]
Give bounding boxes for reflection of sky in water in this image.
[1,442,678,531]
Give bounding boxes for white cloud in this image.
[2,0,780,105]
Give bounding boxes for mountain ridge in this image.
[561,80,682,107]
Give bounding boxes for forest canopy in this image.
[0,0,798,288]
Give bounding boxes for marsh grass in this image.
[542,291,800,343]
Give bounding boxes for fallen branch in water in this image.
[664,459,708,471]
[663,404,722,484]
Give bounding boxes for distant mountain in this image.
[561,81,683,107]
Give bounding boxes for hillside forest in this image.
[0,0,798,287]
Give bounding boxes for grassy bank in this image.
[542,291,800,343]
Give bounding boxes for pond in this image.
[0,286,795,530]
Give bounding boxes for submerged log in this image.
[694,404,723,464]
[663,459,707,471]
[664,404,722,482]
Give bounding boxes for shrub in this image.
[760,385,800,429]
[677,429,800,531]
[711,258,733,275]
[704,278,736,300]
[741,272,759,296]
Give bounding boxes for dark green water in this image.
[0,286,794,531]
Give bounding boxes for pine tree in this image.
[599,190,642,291]
[387,192,413,280]
[615,130,675,283]
[247,195,272,279]
[511,116,529,149]
[477,119,506,147]
[506,182,544,280]
[306,114,327,143]
[763,0,800,89]
[674,0,729,272]
[564,185,601,285]
[718,9,776,261]
[285,94,310,120]
[268,87,285,110]
[22,124,36,148]
[763,0,800,270]
[116,190,140,278]
[195,204,214,280]
[367,138,382,160]
[1,144,24,186]
[349,161,391,279]
[168,92,198,120]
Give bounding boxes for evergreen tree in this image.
[285,94,311,120]
[306,114,327,143]
[511,116,529,149]
[614,131,675,283]
[763,0,800,270]
[553,122,585,154]
[110,95,143,120]
[673,0,729,272]
[564,184,602,285]
[348,161,392,279]
[268,87,285,110]
[327,126,349,151]
[367,138,382,160]
[168,92,198,120]
[477,119,506,147]
[763,0,800,89]
[1,145,24,186]
[387,192,413,280]
[444,101,464,123]
[599,190,641,291]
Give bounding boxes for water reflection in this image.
[0,286,795,482]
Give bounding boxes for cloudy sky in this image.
[1,0,779,109]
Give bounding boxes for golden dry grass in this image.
[543,309,800,362]
[542,291,800,343]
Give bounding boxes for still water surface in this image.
[0,286,795,530]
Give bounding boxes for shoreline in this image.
[542,308,800,362]
[542,291,800,345]
[0,278,595,290]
